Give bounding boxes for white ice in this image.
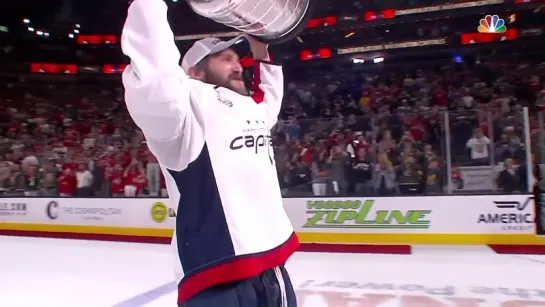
[1,236,545,307]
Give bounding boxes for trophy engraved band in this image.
[186,0,315,44]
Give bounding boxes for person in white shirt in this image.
[121,0,299,306]
[75,163,93,197]
[466,128,491,165]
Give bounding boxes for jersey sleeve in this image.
[251,61,284,126]
[121,0,203,171]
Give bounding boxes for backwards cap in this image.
[181,35,246,73]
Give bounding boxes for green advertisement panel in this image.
[304,199,431,229]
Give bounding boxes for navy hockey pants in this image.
[179,266,297,307]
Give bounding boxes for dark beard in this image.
[203,70,249,96]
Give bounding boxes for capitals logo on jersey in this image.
[229,120,273,164]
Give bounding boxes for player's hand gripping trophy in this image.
[185,0,315,44]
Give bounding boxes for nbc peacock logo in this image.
[478,15,507,33]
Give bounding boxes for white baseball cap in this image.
[181,35,247,73]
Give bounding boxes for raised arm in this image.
[121,0,190,141]
[121,0,203,170]
[247,36,284,126]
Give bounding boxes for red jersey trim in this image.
[251,61,265,104]
[177,232,299,304]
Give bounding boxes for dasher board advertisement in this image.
[0,195,537,235]
[283,195,535,234]
[0,198,175,229]
[536,189,545,236]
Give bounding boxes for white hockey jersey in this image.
[121,0,299,304]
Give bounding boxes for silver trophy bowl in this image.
[186,0,314,44]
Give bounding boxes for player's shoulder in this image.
[187,80,255,111]
[187,77,216,94]
[186,78,218,107]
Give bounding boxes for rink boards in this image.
[0,195,544,245]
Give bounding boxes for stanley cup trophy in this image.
[185,0,315,44]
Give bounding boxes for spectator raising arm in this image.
[121,0,203,171]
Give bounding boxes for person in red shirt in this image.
[529,75,542,92]
[58,168,77,197]
[116,151,131,168]
[299,144,315,166]
[451,166,464,190]
[132,164,148,196]
[433,87,448,107]
[110,164,125,197]
[123,160,145,196]
[407,115,425,142]
[350,133,370,155]
[61,161,78,174]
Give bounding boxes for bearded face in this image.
[192,49,248,96]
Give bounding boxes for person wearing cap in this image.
[121,0,299,306]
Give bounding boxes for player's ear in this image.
[188,57,209,81]
[187,66,203,80]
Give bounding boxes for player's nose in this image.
[232,60,243,73]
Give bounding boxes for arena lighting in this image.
[306,16,338,28]
[30,63,78,74]
[364,11,378,21]
[318,48,332,59]
[373,57,384,63]
[86,0,507,44]
[300,50,313,60]
[352,58,364,64]
[68,33,74,38]
[299,48,333,60]
[395,0,504,16]
[337,38,447,54]
[74,29,79,33]
[103,64,128,74]
[322,16,338,26]
[341,15,358,21]
[22,19,30,24]
[382,9,396,19]
[77,35,118,44]
[27,27,34,32]
[460,29,519,44]
[75,24,80,28]
[36,30,43,36]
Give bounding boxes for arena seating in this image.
[0,61,544,198]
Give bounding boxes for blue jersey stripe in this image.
[167,144,235,275]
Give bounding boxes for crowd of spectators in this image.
[0,60,544,198]
[0,84,167,198]
[276,60,545,196]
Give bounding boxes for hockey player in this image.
[121,0,300,306]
